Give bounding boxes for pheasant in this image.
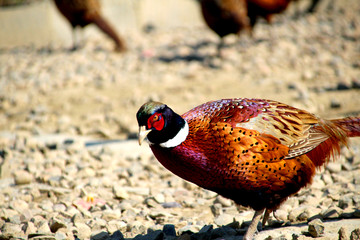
[246,0,292,27]
[54,0,127,52]
[199,0,251,55]
[136,98,360,240]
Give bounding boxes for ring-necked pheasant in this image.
[136,98,360,240]
[54,0,127,52]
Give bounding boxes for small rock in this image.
[326,162,342,173]
[14,170,33,185]
[210,226,237,238]
[330,99,341,109]
[274,209,288,222]
[214,213,234,226]
[1,222,25,239]
[337,81,352,90]
[101,209,121,221]
[23,221,37,235]
[163,224,176,236]
[113,186,129,199]
[322,174,333,185]
[74,222,92,239]
[338,195,353,209]
[127,220,146,235]
[211,203,223,217]
[178,225,201,235]
[108,230,125,240]
[308,218,324,237]
[161,202,181,208]
[90,230,110,240]
[153,193,165,203]
[37,220,52,234]
[350,228,360,240]
[288,206,308,222]
[55,231,67,240]
[199,225,213,233]
[214,195,233,207]
[338,227,349,240]
[322,206,342,219]
[136,230,164,240]
[49,216,66,233]
[352,78,360,89]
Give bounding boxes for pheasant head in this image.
[136,101,189,147]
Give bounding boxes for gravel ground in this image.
[0,0,360,239]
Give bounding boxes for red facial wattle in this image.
[148,113,165,131]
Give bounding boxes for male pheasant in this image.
[137,98,360,239]
[54,0,127,52]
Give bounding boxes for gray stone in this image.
[135,230,164,240]
[210,226,237,238]
[90,230,110,240]
[211,203,223,217]
[338,195,353,209]
[178,225,201,235]
[308,218,324,237]
[214,213,234,226]
[163,224,176,236]
[322,206,342,219]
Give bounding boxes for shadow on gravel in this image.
[90,220,315,240]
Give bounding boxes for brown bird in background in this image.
[246,0,292,27]
[54,0,127,52]
[199,0,251,55]
[199,0,295,54]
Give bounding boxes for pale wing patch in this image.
[236,106,329,159]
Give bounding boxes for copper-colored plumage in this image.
[137,98,360,239]
[54,0,126,52]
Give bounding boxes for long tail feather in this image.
[306,118,350,167]
[331,117,360,137]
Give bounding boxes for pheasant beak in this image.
[138,126,152,145]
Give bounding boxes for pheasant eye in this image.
[148,113,165,131]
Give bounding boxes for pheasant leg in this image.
[244,209,264,240]
[262,208,272,227]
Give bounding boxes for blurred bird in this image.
[54,0,126,52]
[137,98,360,240]
[199,0,251,55]
[246,0,292,27]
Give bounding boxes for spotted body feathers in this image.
[140,98,360,211]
